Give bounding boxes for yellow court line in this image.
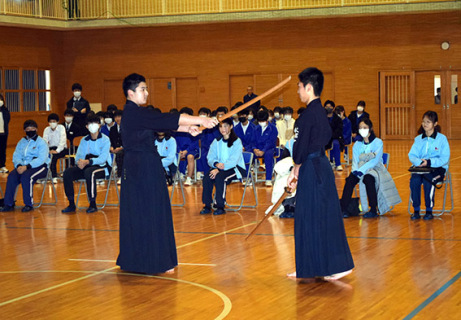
[0,266,118,307]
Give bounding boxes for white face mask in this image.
[49,122,58,129]
[0,101,3,107]
[199,114,207,118]
[359,128,370,138]
[248,115,254,120]
[284,114,292,121]
[88,123,100,134]
[357,106,364,112]
[104,118,113,124]
[100,119,105,125]
[274,112,280,119]
[65,117,73,123]
[73,91,81,98]
[259,122,267,128]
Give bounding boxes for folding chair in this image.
[75,154,120,210]
[407,170,453,217]
[224,151,258,212]
[60,136,84,172]
[342,145,351,166]
[254,147,281,183]
[33,155,58,208]
[170,153,185,207]
[193,144,202,183]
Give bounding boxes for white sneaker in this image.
[265,180,273,187]
[184,177,193,186]
[0,167,8,173]
[336,165,343,171]
[196,172,204,180]
[97,180,105,185]
[52,177,58,184]
[117,178,121,185]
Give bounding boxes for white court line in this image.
[68,259,217,267]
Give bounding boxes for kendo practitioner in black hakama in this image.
[116,73,217,274]
[287,68,354,281]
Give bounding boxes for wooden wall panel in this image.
[103,79,126,110]
[176,77,199,111]
[230,75,253,106]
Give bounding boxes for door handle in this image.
[447,104,450,109]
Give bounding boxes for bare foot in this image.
[323,269,352,281]
[287,271,297,278]
[164,268,175,274]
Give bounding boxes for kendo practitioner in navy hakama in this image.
[287,67,354,281]
[116,73,217,274]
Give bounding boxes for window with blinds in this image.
[0,68,51,112]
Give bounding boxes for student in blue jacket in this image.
[155,131,178,185]
[340,118,382,218]
[201,118,246,216]
[176,107,199,186]
[196,107,215,180]
[61,116,112,214]
[0,120,50,212]
[253,109,278,186]
[409,111,450,220]
[234,108,257,152]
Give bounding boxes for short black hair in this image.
[153,107,162,113]
[86,116,101,125]
[48,113,59,122]
[232,102,243,110]
[24,119,38,130]
[96,111,105,118]
[324,100,335,108]
[216,106,228,114]
[198,107,211,116]
[357,100,366,108]
[179,107,193,115]
[297,107,306,115]
[211,110,217,117]
[104,112,114,119]
[64,109,74,116]
[169,108,179,114]
[238,108,250,116]
[114,109,123,117]
[283,106,294,115]
[257,110,269,122]
[298,67,324,97]
[107,104,118,112]
[123,73,146,98]
[335,105,345,114]
[72,83,82,91]
[273,106,282,113]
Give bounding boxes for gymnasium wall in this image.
[0,10,460,145]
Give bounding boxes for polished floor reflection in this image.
[0,140,460,319]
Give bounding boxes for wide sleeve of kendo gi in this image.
[137,107,181,132]
[292,114,311,166]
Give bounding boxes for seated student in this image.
[61,116,112,214]
[248,109,256,123]
[340,119,400,218]
[409,111,450,220]
[176,107,199,186]
[268,110,276,125]
[155,131,178,186]
[253,109,278,187]
[63,109,82,145]
[297,106,306,117]
[101,111,115,137]
[234,108,257,152]
[0,120,49,212]
[324,100,344,171]
[106,104,118,115]
[200,118,246,216]
[348,100,369,142]
[43,113,67,183]
[335,105,352,146]
[231,103,242,127]
[276,107,295,148]
[196,108,215,180]
[273,106,282,122]
[109,109,124,183]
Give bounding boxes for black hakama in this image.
[292,98,354,278]
[116,101,180,274]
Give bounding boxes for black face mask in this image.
[25,130,37,138]
[239,117,247,123]
[326,107,334,114]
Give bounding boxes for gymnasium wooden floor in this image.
[1,140,460,320]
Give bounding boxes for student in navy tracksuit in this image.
[61,116,112,214]
[196,108,215,179]
[201,118,246,215]
[409,111,450,220]
[155,131,178,185]
[234,108,257,152]
[253,109,278,186]
[0,120,50,212]
[176,107,199,185]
